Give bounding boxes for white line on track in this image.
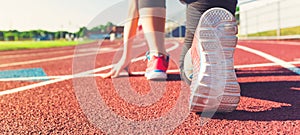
[237,45,300,75]
[234,61,300,69]
[0,52,98,68]
[248,40,300,46]
[0,41,118,59]
[0,41,180,96]
[0,43,146,68]
[0,47,112,59]
[2,43,298,96]
[2,60,300,82]
[2,44,300,82]
[0,69,181,82]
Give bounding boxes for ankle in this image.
[148,51,168,57]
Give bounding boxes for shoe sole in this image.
[145,71,167,80]
[190,8,240,112]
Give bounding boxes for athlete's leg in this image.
[179,0,237,84]
[180,0,240,112]
[138,0,169,80]
[138,0,167,56]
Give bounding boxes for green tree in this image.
[106,22,114,27]
[77,27,88,37]
[235,6,240,25]
[0,31,4,41]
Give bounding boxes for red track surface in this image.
[0,39,300,134]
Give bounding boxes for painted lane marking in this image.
[0,68,48,81]
[0,47,112,59]
[0,41,180,96]
[0,69,181,82]
[237,45,300,75]
[246,40,300,46]
[2,42,300,82]
[1,59,300,82]
[77,47,112,53]
[0,76,74,96]
[0,52,99,68]
[0,41,120,59]
[234,61,300,69]
[0,76,64,81]
[0,43,146,68]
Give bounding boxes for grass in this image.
[0,40,94,51]
[244,26,300,37]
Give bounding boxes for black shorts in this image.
[138,0,166,9]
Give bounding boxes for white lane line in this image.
[0,47,112,59]
[0,41,180,96]
[0,76,63,81]
[0,65,113,96]
[0,41,119,59]
[0,52,97,68]
[237,45,300,75]
[250,40,300,46]
[0,43,146,68]
[0,76,74,96]
[0,49,119,68]
[234,60,300,69]
[2,42,299,82]
[0,69,181,82]
[2,59,300,82]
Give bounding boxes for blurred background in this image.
[0,0,299,51]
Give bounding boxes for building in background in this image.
[86,25,124,40]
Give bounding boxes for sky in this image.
[0,0,246,32]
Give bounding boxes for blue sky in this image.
[0,0,246,32]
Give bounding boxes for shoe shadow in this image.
[236,68,297,77]
[212,68,300,121]
[167,74,182,81]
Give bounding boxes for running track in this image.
[0,39,299,134]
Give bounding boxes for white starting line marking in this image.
[2,58,300,82]
[0,41,180,96]
[237,45,300,75]
[0,69,181,82]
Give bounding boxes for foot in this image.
[145,52,169,80]
[190,8,241,112]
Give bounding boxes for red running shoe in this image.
[145,52,169,80]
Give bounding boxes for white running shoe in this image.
[189,8,241,112]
